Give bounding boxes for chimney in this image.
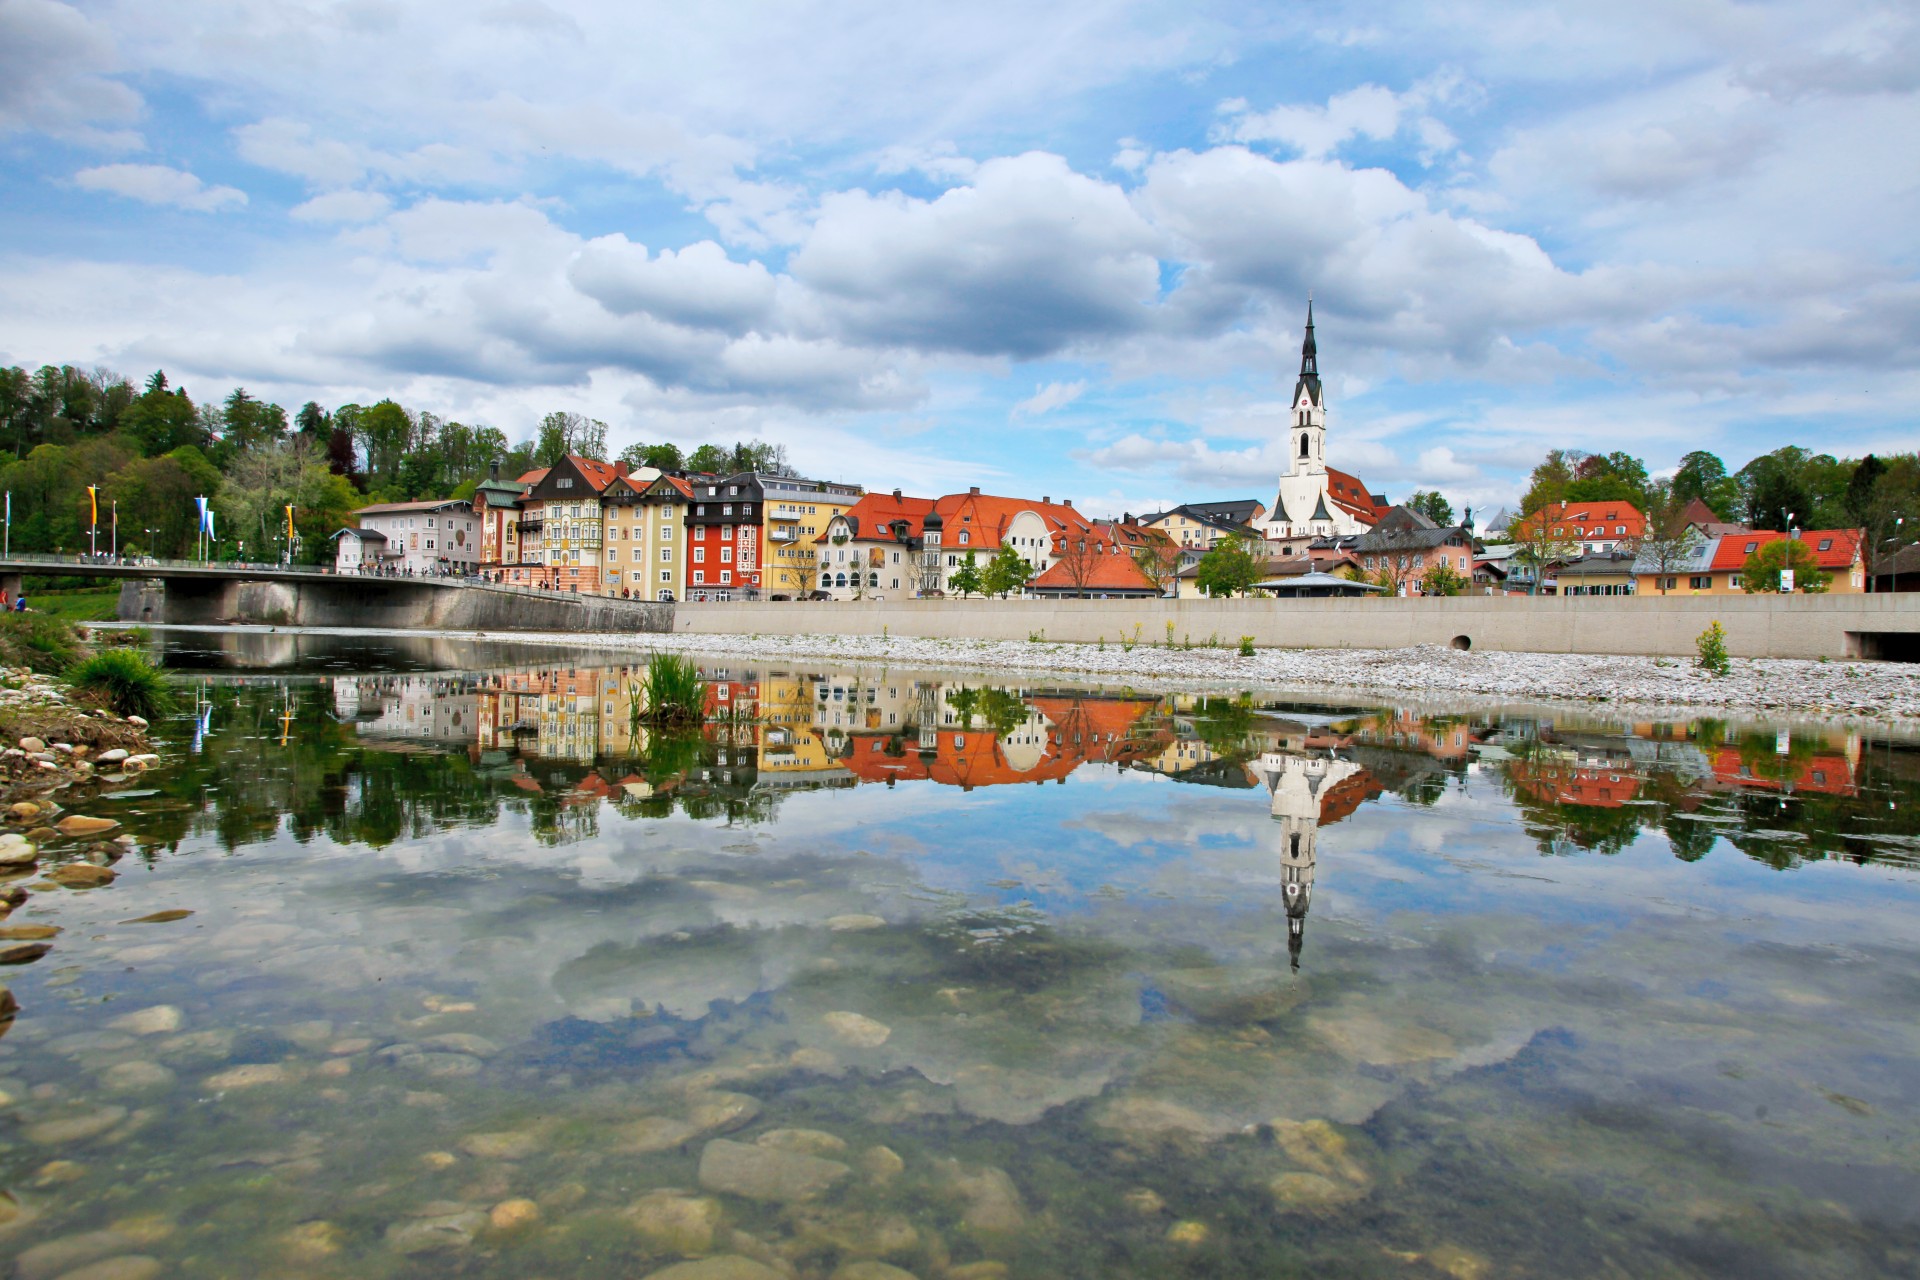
[892,488,901,500]
[1042,496,1049,504]
[969,486,980,496]
[614,460,629,478]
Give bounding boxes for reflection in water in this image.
[3,642,1918,1279]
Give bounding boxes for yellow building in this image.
[604,474,692,600]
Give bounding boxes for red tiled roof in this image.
[516,467,550,486]
[815,492,938,544]
[1709,746,1856,795]
[1708,528,1861,573]
[1029,547,1159,592]
[568,454,623,492]
[1325,467,1388,523]
[933,490,1095,552]
[1512,501,1648,541]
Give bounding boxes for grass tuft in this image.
[0,612,85,675]
[66,648,175,718]
[638,652,704,726]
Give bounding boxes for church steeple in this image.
[1294,299,1323,409]
[1301,297,1317,378]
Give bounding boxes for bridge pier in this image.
[0,573,19,605]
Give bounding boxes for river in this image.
[1,631,1916,1279]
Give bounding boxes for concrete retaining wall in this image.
[121,576,672,635]
[674,593,1920,660]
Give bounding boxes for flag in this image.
[285,504,295,539]
[88,485,98,525]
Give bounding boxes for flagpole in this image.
[112,500,118,558]
[88,485,98,559]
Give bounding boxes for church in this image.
[1262,303,1390,540]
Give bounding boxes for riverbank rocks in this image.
[793,1209,920,1259]
[12,1229,141,1280]
[831,1263,921,1280]
[23,1105,128,1145]
[54,816,120,838]
[698,1139,851,1203]
[626,1189,724,1256]
[756,1128,847,1156]
[206,1063,294,1089]
[99,1061,176,1092]
[48,864,115,888]
[459,1129,545,1160]
[47,1257,161,1280]
[0,834,36,866]
[823,1011,891,1048]
[643,1258,782,1280]
[1,941,51,964]
[615,1091,761,1153]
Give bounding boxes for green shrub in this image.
[67,648,175,718]
[0,612,85,674]
[1239,635,1256,657]
[1695,621,1730,675]
[639,653,704,726]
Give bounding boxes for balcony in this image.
[769,526,800,543]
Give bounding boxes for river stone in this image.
[459,1130,544,1160]
[100,1061,176,1092]
[18,737,46,753]
[12,1229,134,1280]
[108,1005,182,1036]
[626,1189,724,1256]
[938,1162,1027,1234]
[386,1210,487,1254]
[24,1106,127,1145]
[49,1257,162,1280]
[93,749,129,765]
[395,1051,483,1078]
[831,1263,921,1280]
[54,816,121,838]
[859,1145,905,1183]
[48,864,115,888]
[0,984,21,1019]
[1,941,52,963]
[0,837,36,866]
[698,1139,851,1203]
[642,1257,783,1280]
[420,1032,501,1057]
[756,1127,847,1156]
[617,1115,702,1153]
[1271,1118,1372,1186]
[944,1266,1009,1280]
[0,924,60,939]
[487,1198,540,1234]
[206,1063,293,1089]
[822,1011,891,1048]
[1269,1171,1368,1213]
[795,1209,920,1258]
[280,1220,345,1259]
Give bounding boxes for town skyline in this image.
[2,1,1915,519]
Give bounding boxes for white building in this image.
[334,499,480,574]
[1262,303,1388,542]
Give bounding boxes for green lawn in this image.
[27,587,124,621]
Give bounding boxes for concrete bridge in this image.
[0,555,672,634]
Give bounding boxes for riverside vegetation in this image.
[0,635,1915,1278]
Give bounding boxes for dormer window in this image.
[1818,538,1833,551]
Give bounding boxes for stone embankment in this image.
[497,629,1920,722]
[0,664,158,1023]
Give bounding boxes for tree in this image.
[222,388,289,452]
[1853,454,1918,592]
[1634,480,1704,594]
[1508,513,1581,596]
[534,411,609,466]
[948,550,984,598]
[355,400,415,485]
[1521,449,1582,515]
[119,381,206,457]
[1421,561,1466,596]
[686,444,730,474]
[1131,538,1181,597]
[982,544,1032,598]
[295,401,331,441]
[1195,532,1261,598]
[1406,490,1454,527]
[640,442,685,471]
[729,440,794,476]
[1742,538,1829,593]
[1565,451,1650,506]
[1672,450,1739,519]
[1052,533,1110,598]
[106,446,224,557]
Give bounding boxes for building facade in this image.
[1263,303,1390,541]
[816,490,937,600]
[335,498,480,574]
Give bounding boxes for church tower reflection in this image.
[1249,750,1370,970]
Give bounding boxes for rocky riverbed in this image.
[457,628,1920,722]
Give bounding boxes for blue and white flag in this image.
[195,495,215,537]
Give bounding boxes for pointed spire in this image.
[1301,296,1317,377]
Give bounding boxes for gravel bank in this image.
[158,624,1920,724]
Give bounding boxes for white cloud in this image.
[72,163,247,211]
[290,189,392,223]
[0,0,141,148]
[792,151,1163,358]
[1218,73,1468,163]
[1012,380,1086,416]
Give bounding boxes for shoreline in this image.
[120,622,1920,726]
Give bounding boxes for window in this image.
[1730,574,1743,588]
[606,549,616,562]
[694,571,705,584]
[742,505,752,518]
[694,547,706,563]
[1745,542,1758,554]
[958,531,969,544]
[696,505,705,517]
[720,570,732,584]
[721,546,733,563]
[425,539,435,549]
[661,570,672,583]
[722,504,732,516]
[1818,538,1833,551]
[1689,575,1710,590]
[427,517,435,528]
[557,478,574,489]
[659,548,670,562]
[661,525,672,541]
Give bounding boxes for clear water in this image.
[2,633,1917,1279]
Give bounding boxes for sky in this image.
[1,0,1916,520]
